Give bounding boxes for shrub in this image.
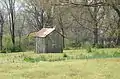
[10,45,25,52]
[3,36,12,53]
[24,56,36,63]
[63,53,68,57]
[24,55,47,63]
[2,35,34,53]
[24,36,35,51]
[113,51,120,57]
[3,35,24,53]
[94,44,104,48]
[86,46,92,53]
[84,42,92,53]
[64,47,71,50]
[39,55,46,61]
[0,50,6,53]
[81,42,93,53]
[68,41,81,48]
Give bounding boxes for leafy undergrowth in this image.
[23,48,120,63]
[0,48,120,63]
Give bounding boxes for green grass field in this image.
[0,48,120,79]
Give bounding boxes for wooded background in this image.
[0,0,120,52]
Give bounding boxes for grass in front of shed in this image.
[0,59,120,79]
[0,48,120,79]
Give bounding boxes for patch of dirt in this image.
[106,58,120,62]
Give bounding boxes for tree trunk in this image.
[0,26,2,51]
[9,0,15,47]
[0,11,4,51]
[40,9,44,29]
[61,27,65,48]
[93,27,98,46]
[0,24,3,51]
[11,10,15,47]
[58,12,65,48]
[93,0,98,46]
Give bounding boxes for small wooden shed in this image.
[35,28,63,53]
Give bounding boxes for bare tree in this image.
[57,8,65,48]
[82,0,120,45]
[2,0,16,47]
[8,0,15,47]
[24,0,48,31]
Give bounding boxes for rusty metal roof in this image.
[36,28,55,37]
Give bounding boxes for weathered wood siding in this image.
[36,37,46,53]
[36,30,63,53]
[46,31,63,53]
